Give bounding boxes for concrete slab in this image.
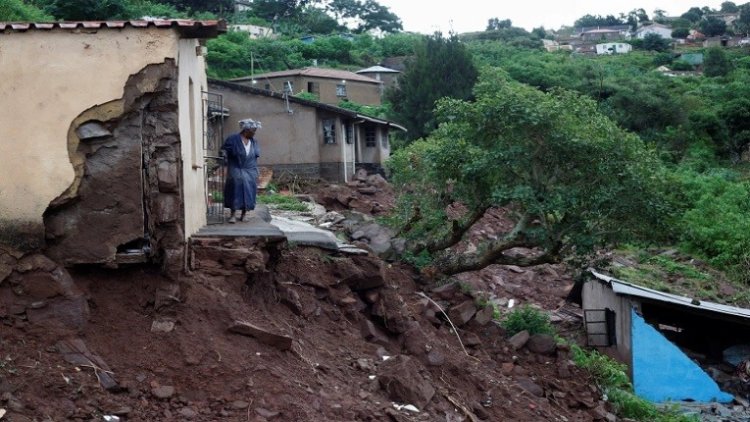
[192,215,285,240]
[269,216,340,251]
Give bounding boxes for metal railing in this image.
[205,155,226,224]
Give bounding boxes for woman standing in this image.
[222,119,261,223]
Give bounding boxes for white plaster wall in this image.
[178,39,209,239]
[0,27,178,226]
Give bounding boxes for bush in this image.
[501,305,554,336]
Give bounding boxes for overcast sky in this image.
[375,1,729,33]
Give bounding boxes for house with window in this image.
[0,20,225,272]
[595,42,632,55]
[231,67,383,106]
[356,65,400,93]
[207,80,405,181]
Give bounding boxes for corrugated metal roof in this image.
[590,270,750,320]
[0,20,226,38]
[207,79,406,132]
[233,67,381,84]
[356,65,400,74]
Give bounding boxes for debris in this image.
[516,377,544,397]
[150,319,175,333]
[448,300,478,327]
[508,330,530,350]
[151,385,175,399]
[228,321,293,351]
[527,334,557,355]
[102,416,120,422]
[379,355,436,409]
[0,409,5,420]
[392,403,420,413]
[255,407,280,418]
[57,338,119,391]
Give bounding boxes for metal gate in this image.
[202,91,226,224]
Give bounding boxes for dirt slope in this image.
[0,182,609,421]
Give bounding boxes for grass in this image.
[607,248,750,306]
[501,305,554,336]
[571,345,698,422]
[256,193,309,212]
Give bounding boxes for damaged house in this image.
[575,270,747,403]
[0,20,225,271]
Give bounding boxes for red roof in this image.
[232,67,381,85]
[0,20,226,38]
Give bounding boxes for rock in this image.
[473,306,494,326]
[402,323,429,356]
[379,355,436,409]
[516,377,544,397]
[336,193,353,206]
[448,300,477,327]
[723,344,750,366]
[255,407,280,418]
[605,412,617,422]
[431,282,460,299]
[508,330,530,350]
[360,319,390,347]
[76,121,112,140]
[506,265,525,274]
[472,402,490,420]
[228,321,293,351]
[0,253,17,284]
[557,361,572,379]
[110,406,132,416]
[590,404,608,420]
[426,349,445,366]
[527,334,557,355]
[151,385,175,399]
[366,174,389,189]
[178,407,198,419]
[157,161,178,192]
[3,394,24,412]
[150,319,175,333]
[501,362,514,375]
[463,333,482,347]
[341,256,386,291]
[231,400,249,410]
[371,289,411,334]
[355,168,368,181]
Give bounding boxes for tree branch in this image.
[425,204,489,253]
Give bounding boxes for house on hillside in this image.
[0,20,225,272]
[635,23,673,39]
[571,270,745,403]
[229,24,273,38]
[231,67,383,106]
[578,25,630,41]
[208,80,405,182]
[356,65,400,93]
[595,42,632,55]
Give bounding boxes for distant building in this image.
[229,24,273,39]
[356,65,400,93]
[577,25,631,41]
[232,67,383,106]
[635,23,673,39]
[595,42,632,55]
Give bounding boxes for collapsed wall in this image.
[43,60,185,272]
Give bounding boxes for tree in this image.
[388,73,671,275]
[700,16,728,36]
[720,1,739,13]
[738,3,750,34]
[672,27,690,39]
[0,0,53,20]
[653,8,667,23]
[386,32,478,142]
[704,46,732,77]
[353,0,401,33]
[681,7,704,23]
[486,17,512,31]
[574,14,624,28]
[155,0,233,15]
[635,33,672,52]
[37,0,130,20]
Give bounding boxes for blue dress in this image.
[222,133,260,211]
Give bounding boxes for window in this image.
[344,122,353,144]
[381,131,389,148]
[323,119,336,144]
[336,84,347,97]
[264,83,271,90]
[283,81,293,94]
[307,81,319,95]
[364,126,376,147]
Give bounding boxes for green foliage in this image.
[630,34,672,52]
[294,91,319,101]
[501,306,554,336]
[386,32,478,142]
[704,47,732,78]
[671,27,690,39]
[574,14,624,27]
[571,345,697,421]
[401,250,433,270]
[0,0,53,20]
[388,72,672,272]
[33,0,185,20]
[700,16,728,37]
[256,193,309,211]
[338,99,390,119]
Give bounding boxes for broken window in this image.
[283,81,293,94]
[323,119,336,144]
[307,81,319,96]
[344,121,353,144]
